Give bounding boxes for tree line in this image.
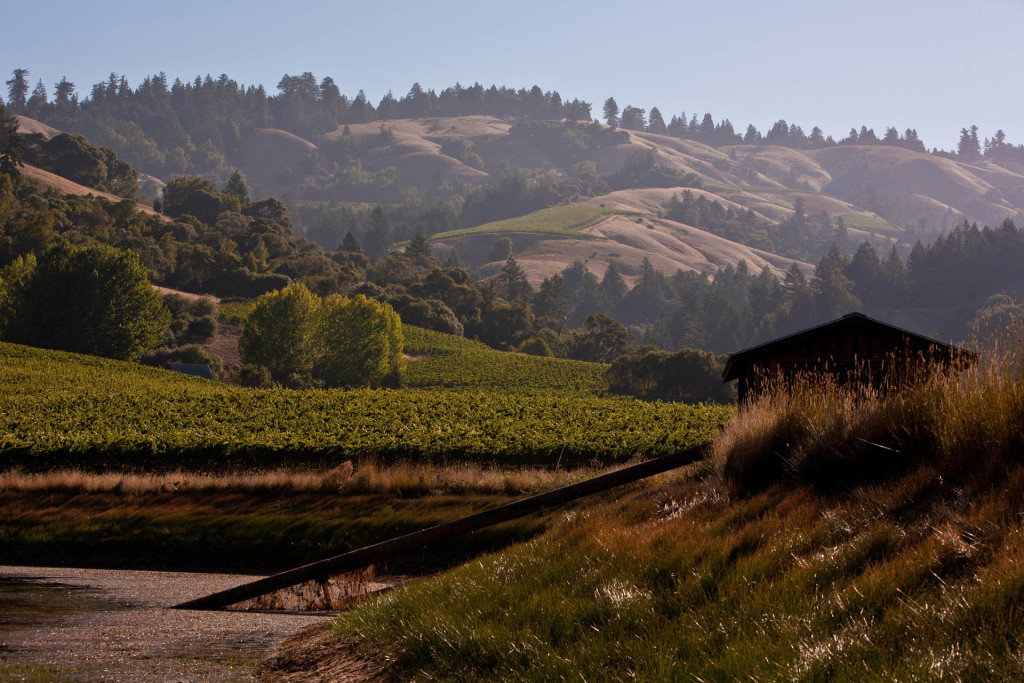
[4,68,589,182]
[599,94,1020,161]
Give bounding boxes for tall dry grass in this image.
[0,461,605,497]
[714,322,1024,494]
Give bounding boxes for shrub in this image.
[606,347,733,403]
[239,363,273,388]
[518,337,554,357]
[186,315,218,340]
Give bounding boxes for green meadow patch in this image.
[834,212,899,233]
[427,205,628,241]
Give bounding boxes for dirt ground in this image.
[0,566,331,682]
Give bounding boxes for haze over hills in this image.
[8,69,1024,352]
[15,107,1024,287]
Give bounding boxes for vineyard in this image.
[0,343,730,471]
[402,326,608,396]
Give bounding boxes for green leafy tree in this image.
[568,313,631,363]
[0,243,169,360]
[162,176,225,224]
[239,283,321,382]
[315,294,404,387]
[240,284,403,387]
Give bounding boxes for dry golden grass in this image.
[0,461,606,497]
[713,320,1024,495]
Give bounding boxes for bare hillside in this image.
[16,112,1024,287]
[19,164,164,219]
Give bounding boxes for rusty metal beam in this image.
[173,442,709,611]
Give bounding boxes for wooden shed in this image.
[722,312,973,403]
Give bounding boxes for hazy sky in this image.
[3,0,1021,150]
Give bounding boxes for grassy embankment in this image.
[332,330,1024,680]
[0,337,728,570]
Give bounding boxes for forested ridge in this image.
[8,68,1020,184]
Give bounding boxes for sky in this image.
[3,0,1022,151]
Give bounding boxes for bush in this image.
[186,315,218,340]
[606,347,733,403]
[518,337,554,357]
[239,363,273,388]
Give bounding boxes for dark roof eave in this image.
[720,312,974,382]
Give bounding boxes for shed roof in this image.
[168,363,215,380]
[722,312,968,382]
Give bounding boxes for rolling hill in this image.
[16,112,1024,287]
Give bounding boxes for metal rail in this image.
[174,442,709,611]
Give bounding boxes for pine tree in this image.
[405,232,433,265]
[340,230,362,253]
[5,69,29,111]
[0,102,25,175]
[497,255,532,302]
[222,171,249,205]
[602,97,619,128]
[647,107,667,135]
[957,125,981,161]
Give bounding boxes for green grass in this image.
[0,342,729,471]
[427,205,626,241]
[0,488,545,572]
[336,468,1024,681]
[835,212,900,233]
[403,326,607,396]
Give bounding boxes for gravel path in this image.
[0,566,332,682]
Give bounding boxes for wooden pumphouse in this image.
[721,312,973,403]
